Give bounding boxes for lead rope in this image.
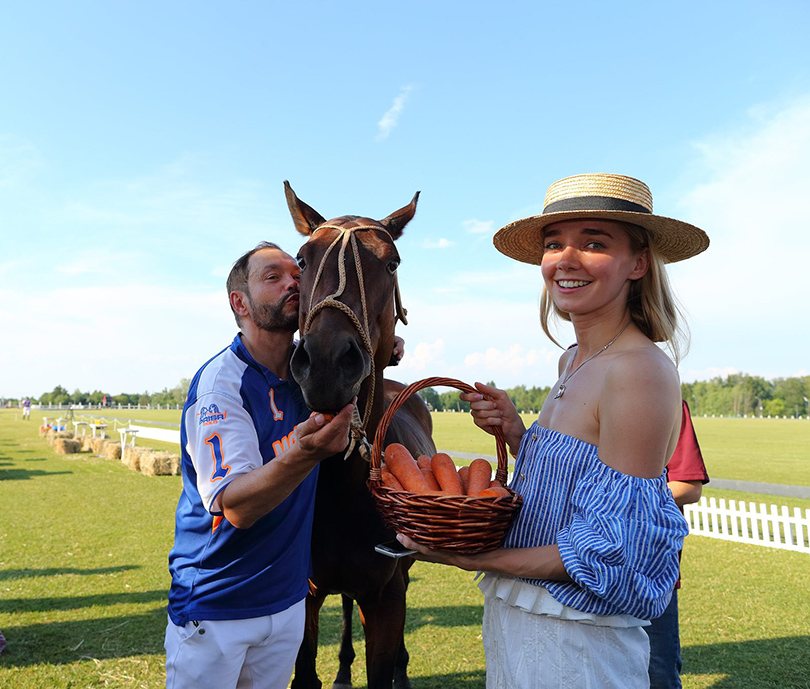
[302,225,405,460]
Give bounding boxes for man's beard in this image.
[247,291,298,333]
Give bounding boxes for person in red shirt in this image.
[646,399,709,688]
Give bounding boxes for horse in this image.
[285,182,436,689]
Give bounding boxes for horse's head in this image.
[285,181,419,415]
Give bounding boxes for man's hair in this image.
[539,222,689,363]
[226,241,284,325]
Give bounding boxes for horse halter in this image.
[301,223,408,460]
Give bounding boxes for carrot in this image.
[466,458,494,496]
[416,455,433,471]
[381,465,404,491]
[479,485,510,498]
[431,453,464,495]
[458,465,470,494]
[384,443,431,493]
[420,467,441,491]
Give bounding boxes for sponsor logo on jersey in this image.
[198,403,227,426]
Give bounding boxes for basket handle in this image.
[370,377,510,484]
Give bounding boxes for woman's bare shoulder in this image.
[597,344,681,477]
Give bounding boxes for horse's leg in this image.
[332,594,356,689]
[357,564,411,689]
[393,638,411,689]
[393,562,412,689]
[291,588,327,689]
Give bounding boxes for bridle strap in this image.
[302,224,405,459]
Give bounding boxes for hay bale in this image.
[140,451,180,476]
[91,437,110,455]
[123,446,149,472]
[104,442,122,460]
[54,438,82,454]
[170,454,182,476]
[81,436,95,452]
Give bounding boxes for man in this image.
[646,399,710,688]
[22,396,30,420]
[165,241,356,689]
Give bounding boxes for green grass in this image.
[2,408,810,687]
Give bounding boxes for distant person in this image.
[399,173,709,688]
[22,396,31,420]
[646,400,709,688]
[165,241,402,689]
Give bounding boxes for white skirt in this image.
[478,574,650,689]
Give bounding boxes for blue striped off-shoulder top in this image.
[503,422,689,620]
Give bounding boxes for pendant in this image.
[554,384,565,400]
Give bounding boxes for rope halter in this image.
[301,223,407,460]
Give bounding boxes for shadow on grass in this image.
[0,467,73,480]
[683,636,810,688]
[0,566,139,581]
[0,608,168,667]
[405,671,485,688]
[317,602,484,638]
[1,589,166,614]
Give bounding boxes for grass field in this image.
[2,407,809,687]
[54,406,810,487]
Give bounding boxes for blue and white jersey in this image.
[168,334,314,626]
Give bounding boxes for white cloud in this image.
[0,135,42,186]
[671,95,810,379]
[377,85,415,141]
[462,219,494,234]
[55,248,146,276]
[0,283,234,397]
[420,238,454,249]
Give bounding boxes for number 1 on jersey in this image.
[205,433,231,481]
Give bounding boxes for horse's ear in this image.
[379,191,420,239]
[284,181,327,236]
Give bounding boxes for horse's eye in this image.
[296,256,307,271]
[387,259,400,274]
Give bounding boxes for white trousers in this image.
[165,598,305,689]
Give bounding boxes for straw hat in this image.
[493,173,709,265]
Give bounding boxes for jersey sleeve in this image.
[556,463,689,620]
[184,391,263,515]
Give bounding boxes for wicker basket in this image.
[367,377,523,554]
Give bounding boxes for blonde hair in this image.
[539,222,689,363]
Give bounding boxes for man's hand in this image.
[294,400,355,462]
[388,335,405,367]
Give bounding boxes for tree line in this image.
[6,373,810,418]
[418,373,810,418]
[8,380,192,409]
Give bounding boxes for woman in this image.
[399,173,709,688]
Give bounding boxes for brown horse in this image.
[285,182,435,689]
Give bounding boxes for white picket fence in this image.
[684,496,810,554]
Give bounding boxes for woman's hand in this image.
[460,382,526,456]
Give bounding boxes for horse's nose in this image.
[333,335,368,384]
[290,333,371,412]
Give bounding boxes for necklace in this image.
[553,321,631,399]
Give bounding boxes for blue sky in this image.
[2,0,809,398]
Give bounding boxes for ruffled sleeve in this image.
[556,462,689,620]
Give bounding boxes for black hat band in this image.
[543,196,651,215]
